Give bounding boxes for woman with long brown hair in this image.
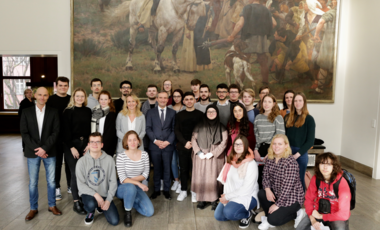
[280,90,295,118]
[91,90,117,156]
[297,152,350,230]
[253,94,285,188]
[215,135,259,229]
[62,87,92,215]
[285,92,315,191]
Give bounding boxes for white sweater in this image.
[217,160,260,210]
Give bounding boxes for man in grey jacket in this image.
[86,78,103,109]
[76,132,119,225]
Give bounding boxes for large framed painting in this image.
[71,0,340,102]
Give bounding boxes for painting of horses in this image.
[72,0,339,102]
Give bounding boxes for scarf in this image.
[220,152,251,184]
[193,104,226,151]
[91,105,110,132]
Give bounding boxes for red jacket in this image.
[305,173,351,222]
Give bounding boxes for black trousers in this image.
[55,141,71,188]
[178,148,192,191]
[258,143,270,189]
[258,189,301,226]
[63,141,85,201]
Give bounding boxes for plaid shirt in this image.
[262,156,304,207]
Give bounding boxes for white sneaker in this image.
[258,216,274,230]
[142,180,148,186]
[67,187,72,194]
[176,184,182,194]
[55,188,62,201]
[191,191,197,203]
[171,181,180,191]
[177,191,188,201]
[294,208,306,228]
[160,180,164,191]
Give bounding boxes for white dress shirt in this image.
[98,116,106,135]
[36,105,46,139]
[128,116,136,131]
[158,106,167,121]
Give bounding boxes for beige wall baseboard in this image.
[339,156,373,177]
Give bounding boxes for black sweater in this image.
[174,109,204,150]
[62,106,92,148]
[18,98,35,117]
[46,94,71,136]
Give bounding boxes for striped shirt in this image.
[254,114,285,150]
[116,151,150,184]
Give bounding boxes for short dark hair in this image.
[216,83,228,90]
[91,78,103,86]
[56,76,69,85]
[314,152,342,184]
[89,132,103,143]
[191,79,201,86]
[183,91,195,99]
[120,80,132,89]
[172,89,184,106]
[199,84,210,92]
[228,84,241,93]
[259,86,270,94]
[147,84,158,91]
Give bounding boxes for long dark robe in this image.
[194,5,212,66]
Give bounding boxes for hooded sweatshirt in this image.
[76,150,117,202]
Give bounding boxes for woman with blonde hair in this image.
[240,88,259,124]
[162,79,173,106]
[91,90,117,156]
[258,134,305,230]
[116,94,146,153]
[62,87,92,215]
[285,92,315,191]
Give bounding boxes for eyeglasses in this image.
[207,111,217,114]
[217,91,228,94]
[121,87,131,90]
[89,141,101,144]
[234,143,244,147]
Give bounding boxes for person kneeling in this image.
[296,152,351,230]
[76,132,119,225]
[258,134,305,230]
[215,135,259,229]
[116,131,154,227]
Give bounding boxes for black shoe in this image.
[197,201,210,210]
[150,191,160,199]
[96,206,103,214]
[211,201,218,211]
[163,191,171,200]
[73,201,87,215]
[124,210,132,227]
[239,210,255,229]
[84,212,95,225]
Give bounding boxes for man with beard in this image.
[194,84,212,113]
[212,83,231,127]
[113,81,133,114]
[87,78,103,109]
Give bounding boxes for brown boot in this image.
[25,210,38,221]
[48,206,62,216]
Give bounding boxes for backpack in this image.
[316,169,356,210]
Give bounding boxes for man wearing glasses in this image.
[114,81,133,114]
[213,83,231,127]
[228,84,243,106]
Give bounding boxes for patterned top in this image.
[254,114,285,150]
[116,151,150,184]
[262,156,304,207]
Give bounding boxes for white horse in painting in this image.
[108,0,206,73]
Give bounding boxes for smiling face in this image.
[146,87,158,100]
[157,92,169,108]
[120,83,132,97]
[233,105,244,121]
[99,94,111,108]
[56,80,69,96]
[294,95,304,111]
[199,87,210,101]
[88,136,103,152]
[163,80,172,92]
[233,138,244,154]
[34,87,49,106]
[183,95,195,108]
[285,92,294,108]
[263,96,275,113]
[271,137,288,156]
[229,88,240,101]
[206,108,217,120]
[216,88,228,101]
[242,92,254,107]
[127,133,140,150]
[126,96,137,111]
[74,91,86,107]
[172,91,182,105]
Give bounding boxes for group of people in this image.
[19,76,351,230]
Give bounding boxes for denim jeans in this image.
[291,146,308,191]
[27,156,56,210]
[296,215,349,230]
[171,149,179,179]
[81,194,119,226]
[214,197,257,221]
[116,183,154,217]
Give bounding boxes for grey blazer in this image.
[116,113,146,153]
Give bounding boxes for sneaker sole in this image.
[56,197,62,201]
[84,219,94,225]
[239,224,250,229]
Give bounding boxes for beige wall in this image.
[1,0,379,178]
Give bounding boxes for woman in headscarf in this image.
[191,104,228,210]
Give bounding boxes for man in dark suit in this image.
[20,87,62,221]
[146,91,176,200]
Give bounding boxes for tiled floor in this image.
[1,134,379,230]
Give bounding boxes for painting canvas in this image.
[72,0,339,102]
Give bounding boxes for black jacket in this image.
[102,112,117,156]
[20,105,60,158]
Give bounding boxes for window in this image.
[1,56,31,110]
